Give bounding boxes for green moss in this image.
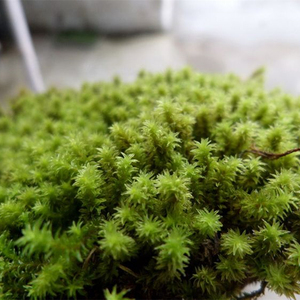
[1,68,300,299]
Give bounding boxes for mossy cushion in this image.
[1,68,300,299]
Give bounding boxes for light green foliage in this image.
[99,220,136,261]
[26,262,66,299]
[135,215,164,244]
[237,157,265,189]
[1,68,300,299]
[194,208,222,238]
[254,221,291,255]
[156,171,192,213]
[104,286,131,300]
[192,266,219,294]
[16,222,54,257]
[264,263,300,298]
[155,227,192,279]
[221,229,252,258]
[74,164,103,200]
[216,256,247,282]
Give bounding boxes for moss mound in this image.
[1,68,300,299]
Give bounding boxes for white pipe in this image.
[4,0,45,93]
[161,0,174,32]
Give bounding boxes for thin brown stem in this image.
[82,246,98,269]
[118,264,138,278]
[244,146,300,160]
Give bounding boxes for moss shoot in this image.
[1,68,300,299]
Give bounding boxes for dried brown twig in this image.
[82,246,98,269]
[242,146,300,160]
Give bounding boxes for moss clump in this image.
[1,68,300,299]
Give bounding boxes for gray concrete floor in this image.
[174,0,300,95]
[0,33,187,108]
[2,0,300,104]
[2,28,300,108]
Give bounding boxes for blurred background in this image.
[1,0,300,108]
[1,1,300,298]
